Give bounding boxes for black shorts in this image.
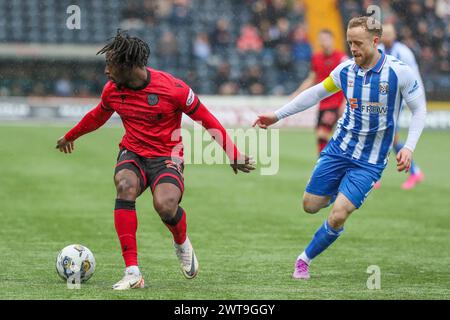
[115,148,184,196]
[316,108,339,129]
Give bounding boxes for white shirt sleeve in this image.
[274,82,336,120]
[398,65,427,152]
[400,64,424,104]
[403,93,427,152]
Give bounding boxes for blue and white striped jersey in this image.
[328,50,424,167]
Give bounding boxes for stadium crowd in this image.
[0,0,448,98]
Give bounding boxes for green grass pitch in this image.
[0,124,449,299]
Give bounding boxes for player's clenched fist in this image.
[252,112,278,129]
[396,148,412,173]
[56,136,74,154]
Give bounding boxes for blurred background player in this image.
[56,30,255,290]
[290,29,348,154]
[378,23,425,190]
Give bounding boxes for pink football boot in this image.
[293,259,310,280]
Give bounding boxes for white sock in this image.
[297,252,311,265]
[126,265,141,276]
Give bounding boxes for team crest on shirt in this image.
[147,94,159,105]
[379,82,389,95]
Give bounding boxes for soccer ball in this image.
[56,244,96,283]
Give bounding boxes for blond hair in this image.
[348,16,383,38]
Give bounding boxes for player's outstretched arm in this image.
[253,78,339,129]
[55,103,113,154]
[187,103,256,174]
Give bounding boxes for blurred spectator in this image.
[237,24,263,53]
[218,81,239,95]
[210,19,233,55]
[213,62,233,92]
[158,30,180,69]
[251,0,269,27]
[193,32,211,61]
[170,0,193,26]
[266,0,289,23]
[120,1,146,30]
[239,65,266,95]
[436,0,450,18]
[30,83,47,96]
[54,76,73,97]
[292,24,312,62]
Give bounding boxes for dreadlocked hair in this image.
[97,29,150,68]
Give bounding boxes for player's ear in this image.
[372,36,379,48]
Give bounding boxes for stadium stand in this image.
[0,0,448,99]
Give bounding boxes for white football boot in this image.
[174,236,199,279]
[112,268,145,290]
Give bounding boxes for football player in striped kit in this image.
[253,16,427,279]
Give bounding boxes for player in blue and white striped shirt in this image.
[378,23,425,189]
[253,16,427,280]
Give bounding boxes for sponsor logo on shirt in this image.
[349,98,358,109]
[408,80,419,95]
[361,103,388,114]
[348,98,387,114]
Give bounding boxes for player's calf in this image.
[327,194,356,229]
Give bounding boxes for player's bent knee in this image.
[302,199,320,214]
[153,196,179,221]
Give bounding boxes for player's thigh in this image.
[114,169,142,200]
[338,164,382,209]
[305,154,347,199]
[114,148,147,198]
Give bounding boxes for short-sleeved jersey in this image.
[311,51,348,110]
[327,50,424,167]
[101,67,200,159]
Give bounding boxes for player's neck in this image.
[125,67,150,90]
